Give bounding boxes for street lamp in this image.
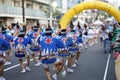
[52,1,57,8]
[50,0,57,28]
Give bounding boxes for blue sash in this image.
[30,47,40,51]
[41,58,57,64]
[69,47,79,52]
[15,52,25,57]
[58,53,70,57]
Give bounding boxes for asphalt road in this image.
[4,43,116,80]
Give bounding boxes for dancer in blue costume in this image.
[83,24,88,49]
[37,27,64,80]
[68,29,83,68]
[57,29,75,75]
[27,26,41,66]
[0,38,10,80]
[14,30,32,73]
[0,26,13,65]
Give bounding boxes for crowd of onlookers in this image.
[98,22,120,54]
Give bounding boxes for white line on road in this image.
[4,59,33,72]
[103,54,111,80]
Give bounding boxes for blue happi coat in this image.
[56,35,73,48]
[56,35,73,57]
[0,33,13,42]
[37,36,64,56]
[0,38,10,51]
[37,35,64,64]
[68,33,83,52]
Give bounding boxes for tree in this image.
[43,4,61,19]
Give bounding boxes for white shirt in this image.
[101,30,109,40]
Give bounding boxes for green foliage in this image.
[52,9,60,19]
[42,5,50,18]
[42,4,61,19]
[96,10,112,19]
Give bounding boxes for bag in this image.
[113,52,119,59]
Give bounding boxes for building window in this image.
[12,0,20,7]
[1,0,5,4]
[39,5,43,10]
[39,4,47,11]
[26,3,33,9]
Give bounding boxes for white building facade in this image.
[0,0,79,26]
[0,0,50,25]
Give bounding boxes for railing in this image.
[0,5,22,15]
[25,8,45,17]
[0,4,46,18]
[35,0,50,4]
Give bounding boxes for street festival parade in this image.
[0,0,120,80]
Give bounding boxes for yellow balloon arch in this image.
[59,1,120,29]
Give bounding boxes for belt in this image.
[58,50,68,53]
[105,38,109,40]
[15,50,26,53]
[41,54,56,60]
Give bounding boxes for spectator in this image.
[101,26,110,53]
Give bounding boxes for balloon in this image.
[60,1,120,29]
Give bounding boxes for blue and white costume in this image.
[0,28,13,57]
[56,30,73,57]
[0,38,10,63]
[67,30,83,53]
[82,28,89,48]
[0,38,10,55]
[14,37,32,58]
[0,38,10,80]
[0,33,13,43]
[27,26,40,52]
[37,29,64,64]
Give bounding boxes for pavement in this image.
[4,43,116,80]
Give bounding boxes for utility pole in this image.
[22,0,25,22]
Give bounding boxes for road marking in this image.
[103,54,111,80]
[4,59,33,72]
